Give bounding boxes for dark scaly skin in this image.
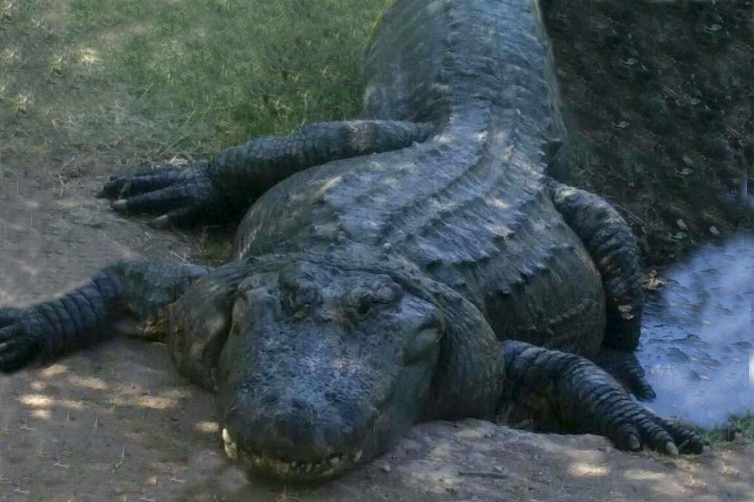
[547,179,655,400]
[100,120,435,225]
[500,341,679,452]
[0,262,208,371]
[548,180,644,350]
[0,0,704,483]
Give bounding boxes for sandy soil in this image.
[0,178,752,502]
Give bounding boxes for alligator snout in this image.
[221,427,364,479]
[213,262,441,481]
[215,290,391,481]
[220,383,379,481]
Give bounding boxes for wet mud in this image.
[639,232,754,426]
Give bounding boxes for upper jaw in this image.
[222,428,364,481]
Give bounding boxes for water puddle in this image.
[637,232,753,427]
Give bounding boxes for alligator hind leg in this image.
[100,120,435,227]
[548,179,655,400]
[500,340,704,454]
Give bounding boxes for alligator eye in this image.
[356,294,372,317]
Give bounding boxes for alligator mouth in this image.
[222,428,363,481]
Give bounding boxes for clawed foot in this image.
[600,398,705,455]
[99,161,220,227]
[502,341,703,455]
[0,308,41,373]
[559,359,705,454]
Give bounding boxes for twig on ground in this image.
[458,470,508,479]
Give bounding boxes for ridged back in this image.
[362,0,561,142]
[233,0,605,351]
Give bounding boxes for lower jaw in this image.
[241,450,363,481]
[222,428,364,482]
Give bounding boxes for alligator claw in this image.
[550,351,705,455]
[589,382,704,454]
[100,162,219,227]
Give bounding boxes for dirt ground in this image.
[0,178,752,502]
[544,0,753,265]
[0,1,752,500]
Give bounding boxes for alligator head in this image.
[216,258,445,481]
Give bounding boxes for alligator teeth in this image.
[233,448,353,477]
[221,428,232,443]
[224,442,238,460]
[221,428,238,460]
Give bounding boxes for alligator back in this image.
[361,0,563,134]
[233,0,606,355]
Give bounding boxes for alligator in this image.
[0,0,704,482]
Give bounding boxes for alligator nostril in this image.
[261,394,279,406]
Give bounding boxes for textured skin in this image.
[500,341,683,453]
[0,262,207,371]
[0,0,704,482]
[101,120,435,225]
[548,180,643,351]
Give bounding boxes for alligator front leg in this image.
[100,120,434,226]
[548,179,655,401]
[0,261,208,372]
[499,340,704,454]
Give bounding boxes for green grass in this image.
[699,412,754,447]
[0,0,388,178]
